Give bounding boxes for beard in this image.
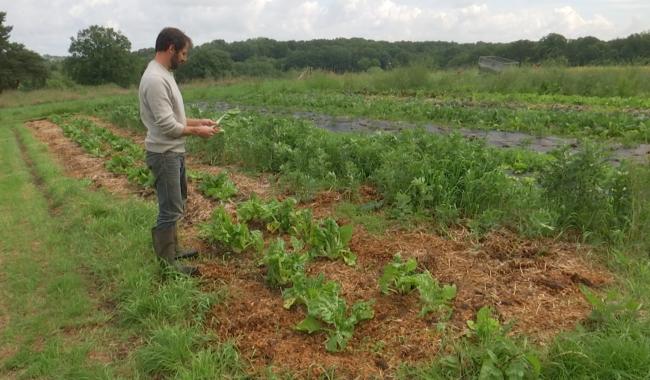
[170,53,181,70]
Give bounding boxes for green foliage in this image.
[197,171,238,201]
[176,45,233,82]
[237,196,298,233]
[416,307,541,379]
[109,98,639,242]
[189,80,650,142]
[199,206,263,254]
[64,25,136,87]
[0,12,49,92]
[260,238,308,287]
[283,273,374,352]
[580,286,642,328]
[136,325,206,376]
[105,104,142,132]
[236,196,355,265]
[379,254,456,318]
[540,143,631,240]
[543,287,650,379]
[413,272,457,318]
[379,254,419,294]
[303,218,356,266]
[55,115,154,188]
[236,195,275,226]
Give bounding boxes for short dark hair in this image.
[155,27,192,52]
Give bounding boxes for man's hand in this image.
[186,118,218,127]
[182,124,222,138]
[198,118,217,127]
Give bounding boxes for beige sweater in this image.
[139,60,186,153]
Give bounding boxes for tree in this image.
[0,12,48,92]
[175,45,233,82]
[566,36,608,65]
[64,25,136,87]
[538,33,568,60]
[0,11,11,52]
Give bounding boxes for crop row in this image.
[49,112,544,374]
[49,115,379,351]
[185,86,650,144]
[97,104,633,243]
[50,115,240,201]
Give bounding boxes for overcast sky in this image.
[3,0,649,56]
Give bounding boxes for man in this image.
[139,27,219,275]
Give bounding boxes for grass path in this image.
[0,124,127,378]
[0,120,246,379]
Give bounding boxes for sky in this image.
[2,0,649,56]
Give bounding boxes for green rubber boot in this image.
[152,226,199,276]
[173,224,199,259]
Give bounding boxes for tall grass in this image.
[303,65,650,97]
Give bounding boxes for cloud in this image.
[552,6,614,33]
[2,0,645,56]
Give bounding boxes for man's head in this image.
[155,27,192,70]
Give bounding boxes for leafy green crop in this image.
[303,218,356,266]
[197,171,238,201]
[237,196,355,265]
[55,116,156,189]
[415,272,457,318]
[199,206,263,254]
[461,307,541,379]
[237,196,298,233]
[379,253,420,294]
[283,273,374,352]
[260,238,308,287]
[380,254,456,318]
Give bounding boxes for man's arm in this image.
[181,124,221,137]
[183,118,221,137]
[187,118,217,127]
[143,81,219,138]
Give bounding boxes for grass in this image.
[181,84,650,144]
[239,65,650,98]
[0,113,248,378]
[2,74,650,378]
[0,84,133,109]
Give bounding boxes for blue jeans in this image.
[146,151,187,230]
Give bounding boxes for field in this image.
[1,67,650,379]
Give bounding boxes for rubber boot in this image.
[152,226,199,276]
[173,224,199,260]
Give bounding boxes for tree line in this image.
[1,10,650,91]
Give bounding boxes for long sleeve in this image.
[142,78,185,138]
[139,60,187,153]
